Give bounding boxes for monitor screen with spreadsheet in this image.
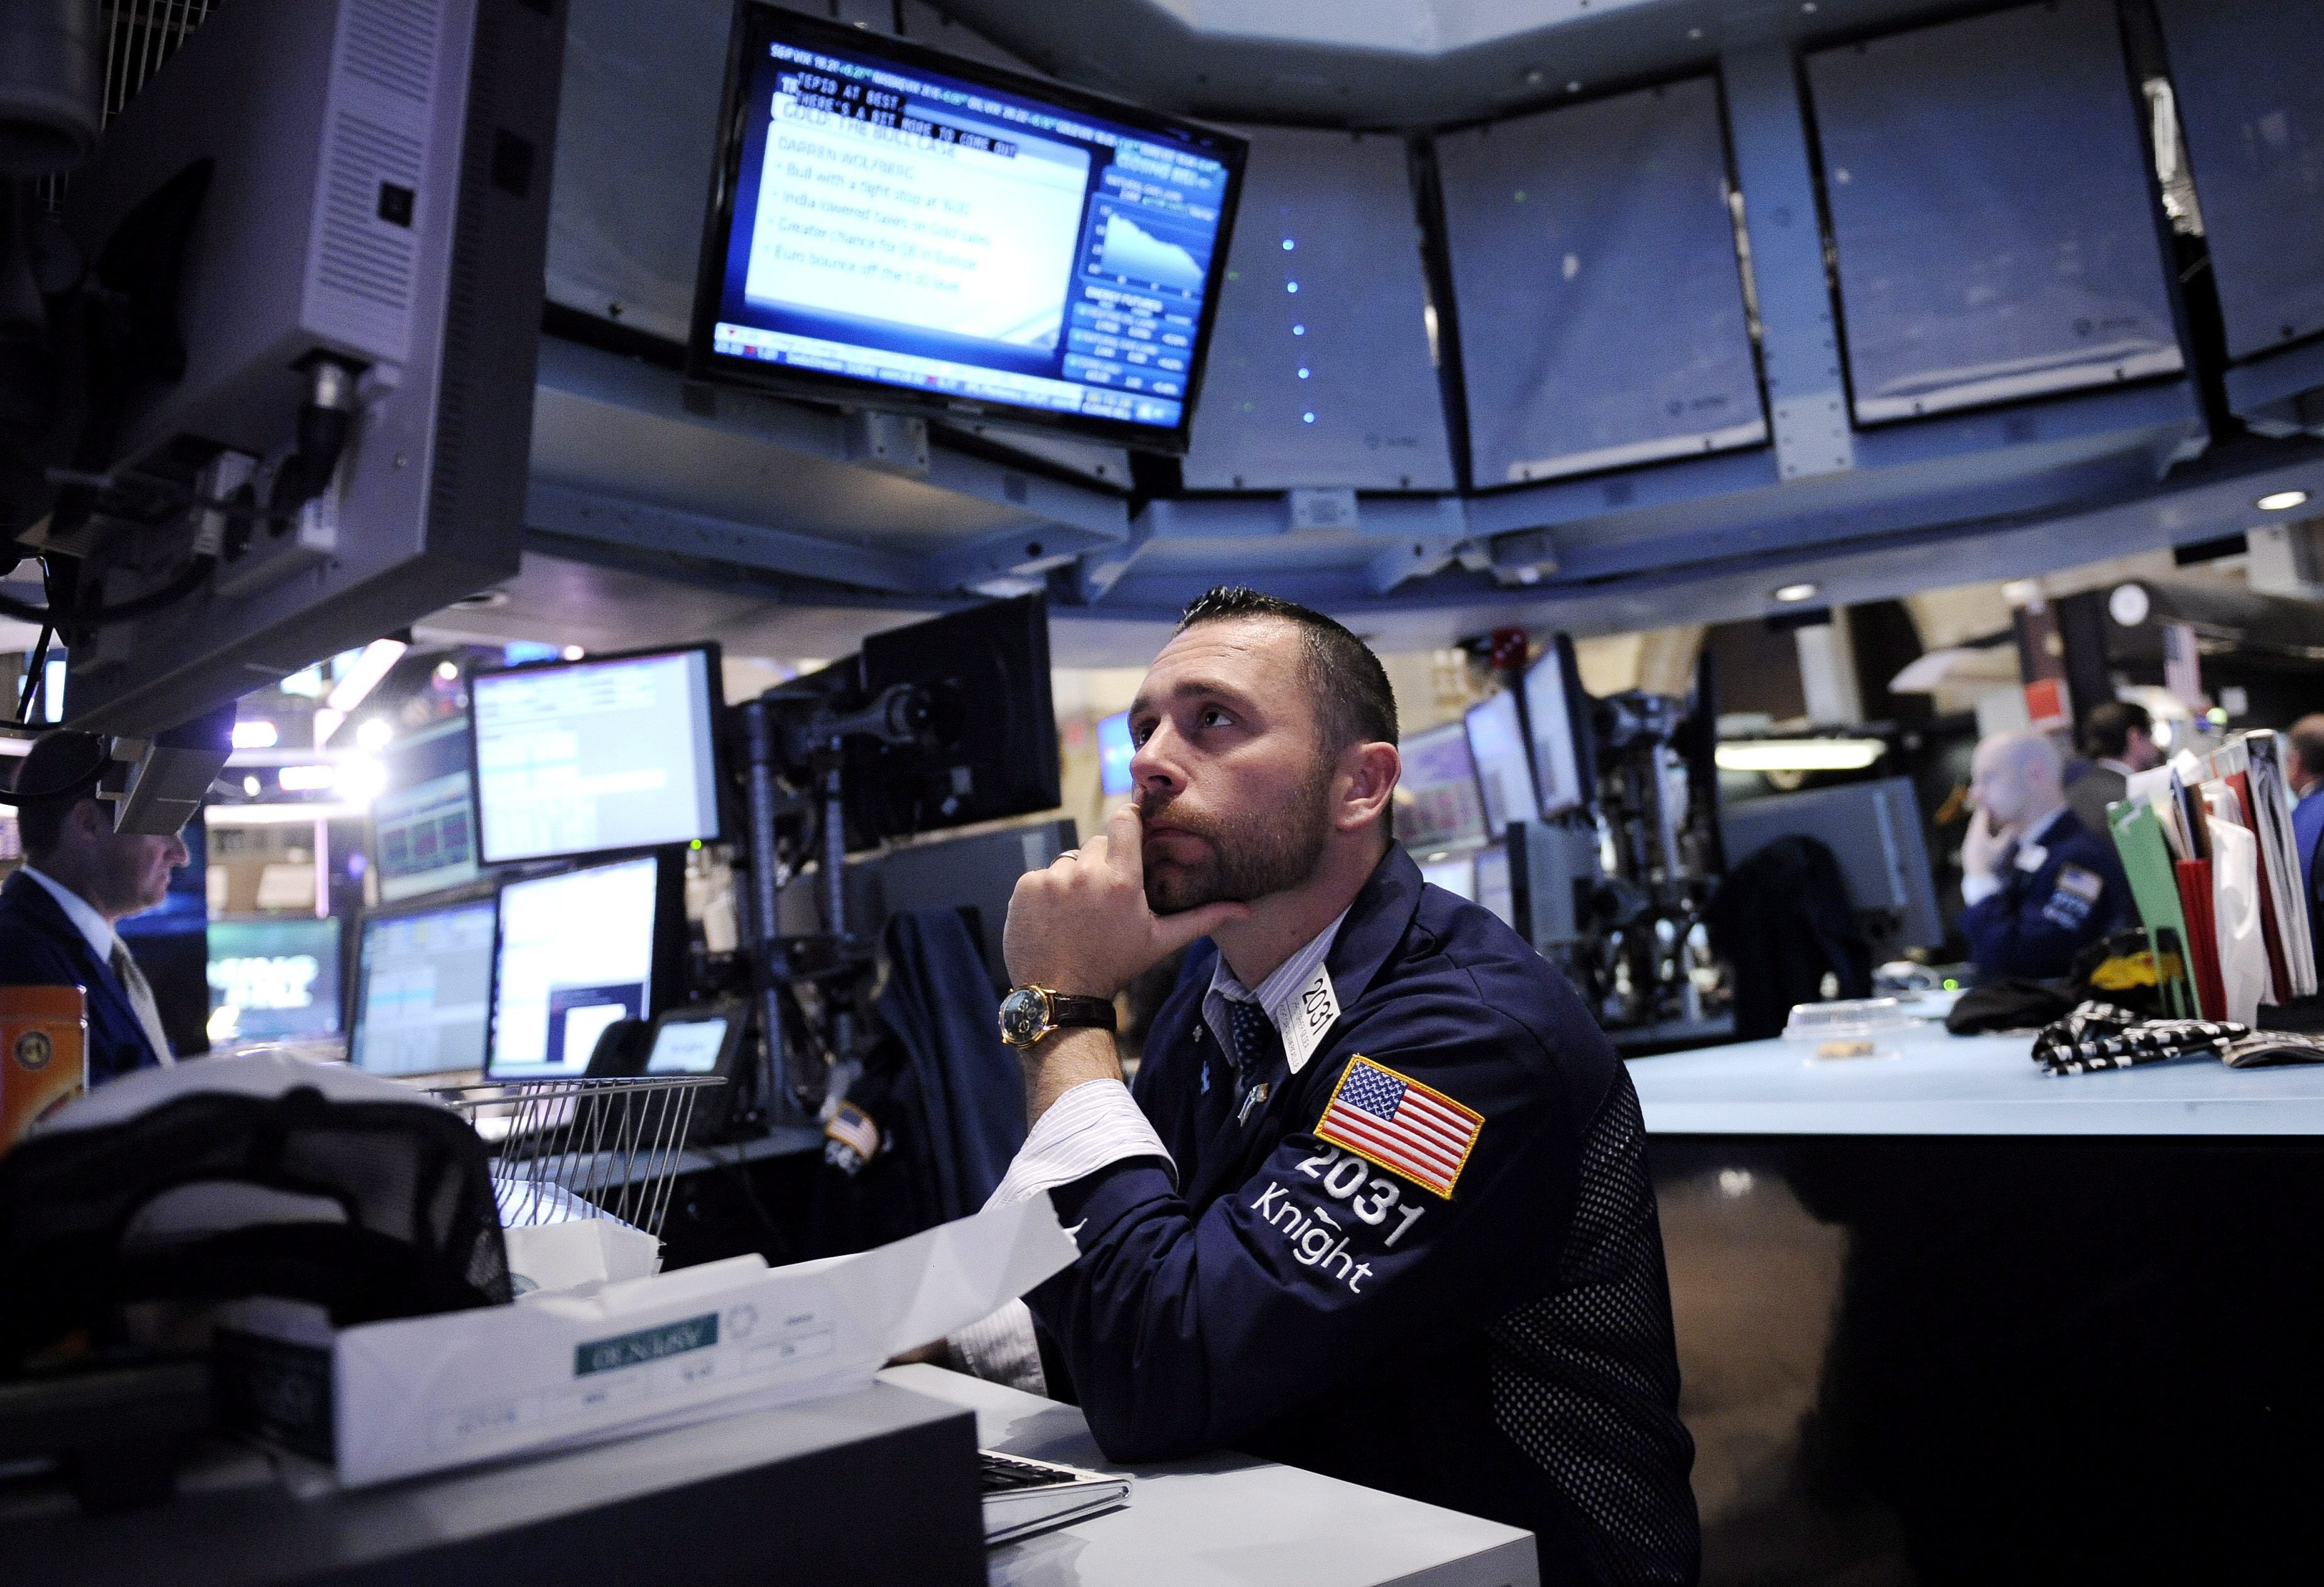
[349,897,498,1078]
[469,645,724,866]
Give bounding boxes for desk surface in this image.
[1630,1021,2324,1137]
[882,1364,1539,1587]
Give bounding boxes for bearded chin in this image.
[1141,766,1335,915]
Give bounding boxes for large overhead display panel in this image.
[1806,0,2183,426]
[2152,0,2324,364]
[1181,128,1455,491]
[691,3,1246,453]
[1436,77,1766,486]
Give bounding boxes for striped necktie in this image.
[110,941,176,1067]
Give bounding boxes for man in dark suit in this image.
[1,730,187,1083]
[2065,699,2159,835]
[1960,731,2130,980]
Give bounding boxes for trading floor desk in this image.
[1632,1025,2324,1586]
[884,1364,1538,1587]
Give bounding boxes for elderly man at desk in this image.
[1958,731,2130,981]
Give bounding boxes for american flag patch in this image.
[1315,1057,1482,1199]
[824,1101,880,1162]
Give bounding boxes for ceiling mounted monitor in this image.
[690,4,1246,453]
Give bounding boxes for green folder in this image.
[2109,797,2199,1019]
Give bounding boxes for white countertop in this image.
[1629,1022,2324,1137]
[880,1364,1539,1587]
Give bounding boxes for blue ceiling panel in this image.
[1806,0,2184,425]
[1436,76,1767,487]
[1181,127,1456,492]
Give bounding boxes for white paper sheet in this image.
[287,1193,1078,1486]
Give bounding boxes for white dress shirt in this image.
[19,864,119,965]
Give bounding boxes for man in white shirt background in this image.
[0,730,186,1083]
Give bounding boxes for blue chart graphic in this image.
[1090,208,1209,294]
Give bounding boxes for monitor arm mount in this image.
[737,679,933,1124]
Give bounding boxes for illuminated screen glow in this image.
[696,9,1242,444]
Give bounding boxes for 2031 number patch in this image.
[1293,1143,1426,1246]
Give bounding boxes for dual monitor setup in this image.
[345,643,725,1089]
[1388,640,1595,932]
[345,593,1063,1108]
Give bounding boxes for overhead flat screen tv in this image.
[690,4,1247,452]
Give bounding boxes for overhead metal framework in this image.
[513,0,2324,656]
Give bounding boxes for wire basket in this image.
[430,1074,725,1238]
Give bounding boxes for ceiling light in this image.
[1773,582,1820,603]
[2256,488,2310,511]
[435,660,460,682]
[278,763,334,792]
[354,717,394,751]
[230,719,278,750]
[1715,739,1886,773]
[562,645,585,661]
[324,637,408,714]
[334,756,387,805]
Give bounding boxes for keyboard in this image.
[976,1449,1130,1545]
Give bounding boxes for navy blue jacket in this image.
[0,871,163,1086]
[1031,847,1700,1586]
[1959,809,2131,981]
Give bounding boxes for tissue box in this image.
[214,1192,1075,1487]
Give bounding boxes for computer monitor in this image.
[1097,711,1135,797]
[1520,637,1594,817]
[1473,845,1515,929]
[470,645,725,866]
[487,856,671,1081]
[206,915,342,1044]
[689,5,1246,452]
[1465,692,1539,839]
[1394,722,1487,853]
[349,895,499,1078]
[372,717,480,903]
[47,0,560,736]
[1719,778,1944,949]
[846,596,1059,848]
[876,818,1079,988]
[1419,853,1478,902]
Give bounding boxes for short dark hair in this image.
[1176,586,1398,752]
[2289,718,2324,783]
[2081,699,2152,760]
[9,730,110,858]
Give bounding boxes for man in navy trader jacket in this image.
[0,730,185,1083]
[969,589,1699,1586]
[1958,731,2130,981]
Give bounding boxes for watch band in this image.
[1040,991,1117,1032]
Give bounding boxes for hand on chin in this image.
[1004,803,1249,998]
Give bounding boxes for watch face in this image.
[998,988,1051,1047]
